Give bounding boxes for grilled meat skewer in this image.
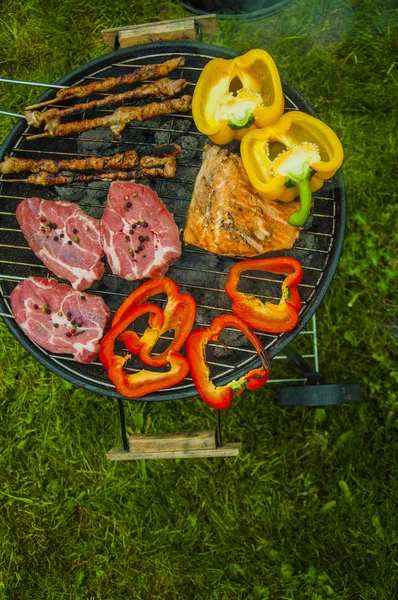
[25,78,188,129]
[139,156,178,168]
[27,95,192,140]
[149,143,182,157]
[0,144,181,175]
[26,57,185,110]
[0,151,138,174]
[23,160,176,186]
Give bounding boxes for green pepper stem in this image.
[228,112,255,130]
[229,376,248,393]
[287,165,312,227]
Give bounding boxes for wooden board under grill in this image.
[0,42,346,400]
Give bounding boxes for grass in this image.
[0,0,397,598]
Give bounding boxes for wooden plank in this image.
[118,20,196,49]
[130,430,216,452]
[107,443,241,461]
[101,15,218,47]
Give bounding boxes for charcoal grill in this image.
[0,41,357,457]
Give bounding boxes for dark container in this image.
[180,0,296,21]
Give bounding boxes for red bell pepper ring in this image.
[225,257,302,334]
[186,314,271,410]
[100,303,190,399]
[112,277,196,367]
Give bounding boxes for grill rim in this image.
[0,41,346,401]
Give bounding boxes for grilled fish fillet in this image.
[184,146,300,257]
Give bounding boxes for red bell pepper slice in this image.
[186,314,270,410]
[225,257,302,334]
[100,303,189,398]
[112,277,196,367]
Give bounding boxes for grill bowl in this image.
[0,42,346,401]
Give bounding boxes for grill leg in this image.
[117,398,130,452]
[284,346,325,385]
[215,409,222,448]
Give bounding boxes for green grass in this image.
[0,0,398,598]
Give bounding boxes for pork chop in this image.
[184,145,300,256]
[100,182,181,280]
[10,277,110,363]
[16,198,104,291]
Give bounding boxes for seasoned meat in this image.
[27,96,192,140]
[0,145,181,176]
[16,198,104,291]
[25,77,188,128]
[100,182,181,281]
[23,159,176,186]
[26,57,185,109]
[184,145,300,256]
[0,151,139,174]
[10,277,110,363]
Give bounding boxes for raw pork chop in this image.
[100,181,181,280]
[10,277,110,363]
[16,198,104,291]
[184,145,300,256]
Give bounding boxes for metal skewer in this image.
[0,77,67,89]
[0,78,68,118]
[0,110,24,118]
[0,77,68,113]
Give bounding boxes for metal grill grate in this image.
[0,42,345,400]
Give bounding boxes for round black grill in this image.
[0,42,346,400]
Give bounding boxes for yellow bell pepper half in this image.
[241,111,344,227]
[192,49,285,146]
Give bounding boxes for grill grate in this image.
[0,42,345,400]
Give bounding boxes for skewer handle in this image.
[118,19,197,49]
[102,14,218,48]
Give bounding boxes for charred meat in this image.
[184,145,300,257]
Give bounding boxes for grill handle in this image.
[107,397,240,460]
[101,14,218,49]
[107,431,241,460]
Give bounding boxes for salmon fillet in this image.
[184,145,300,257]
